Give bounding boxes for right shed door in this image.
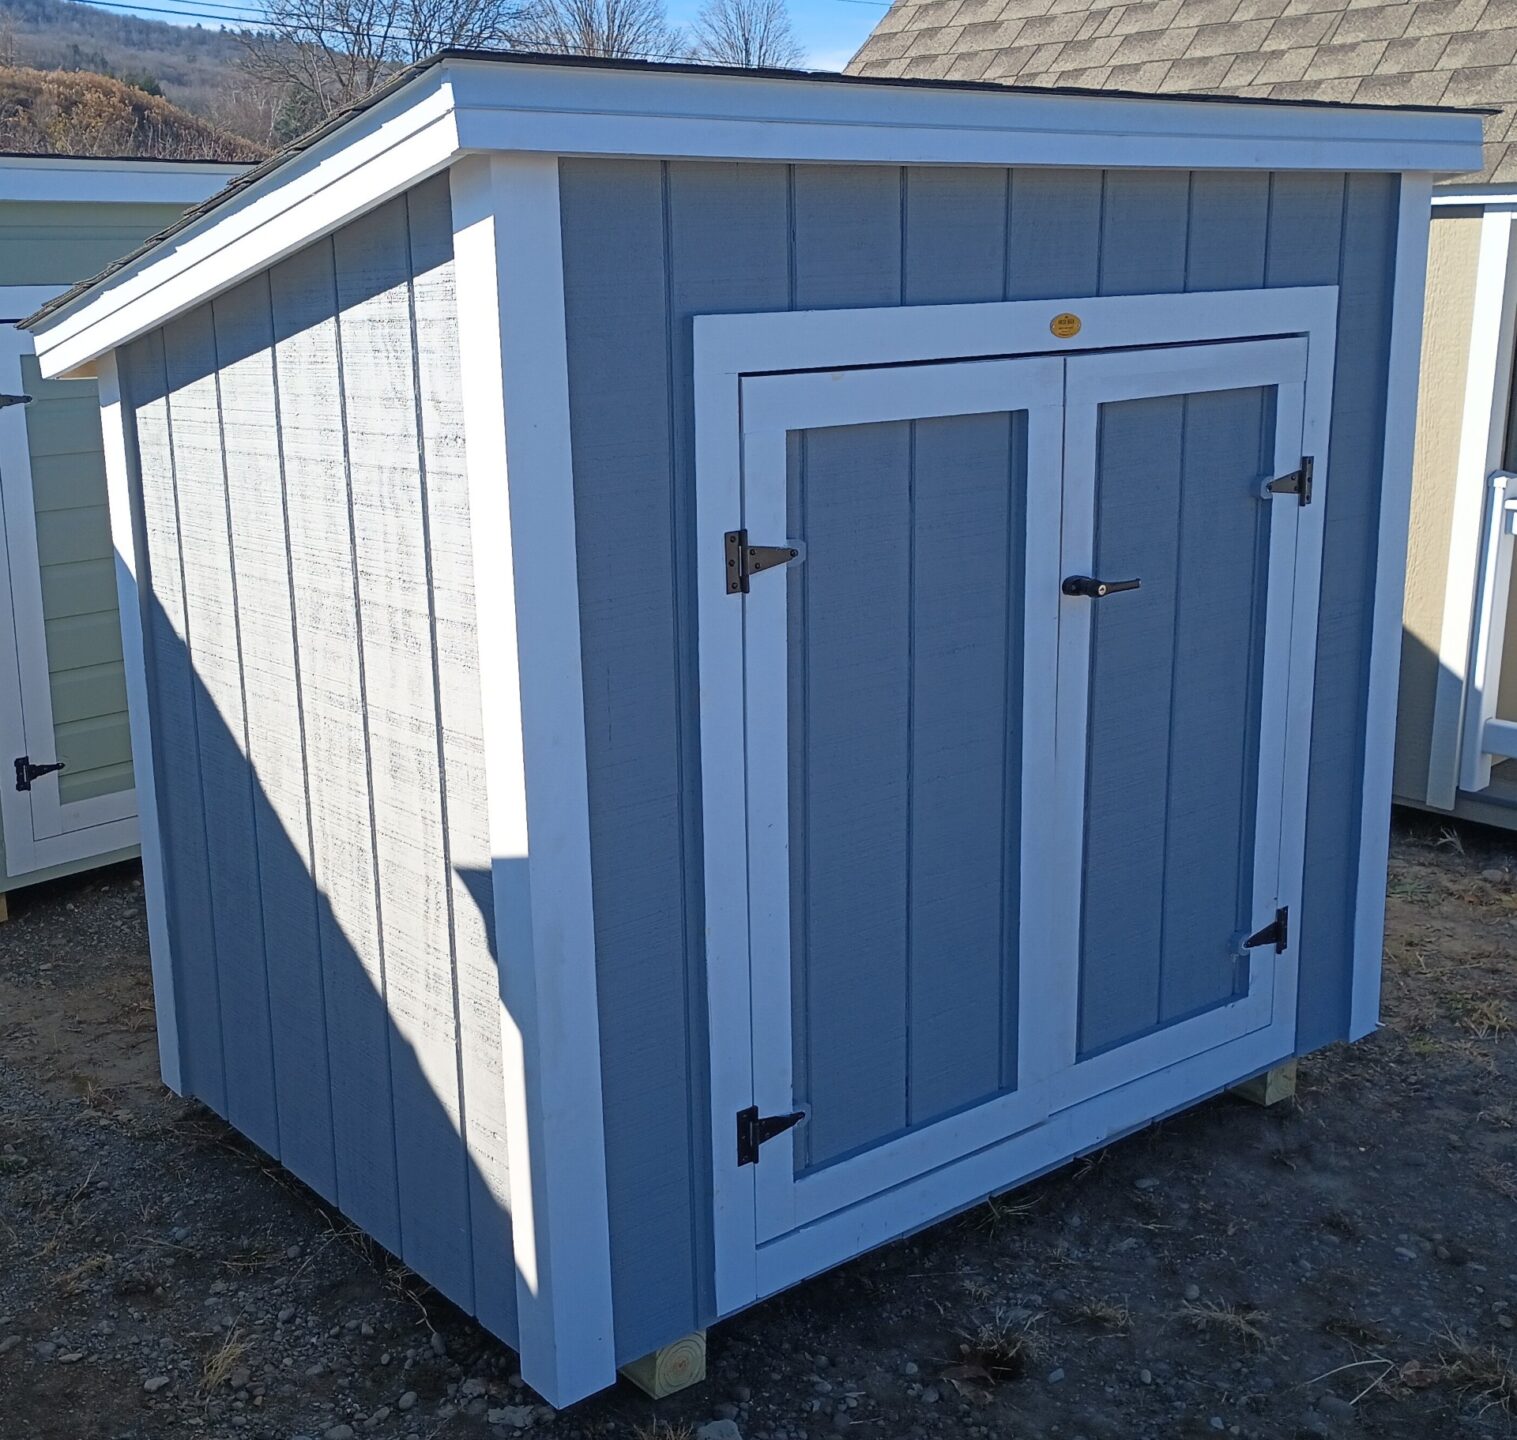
[1046,338,1313,1112]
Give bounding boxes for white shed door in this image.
[700,337,1323,1314]
[0,314,138,877]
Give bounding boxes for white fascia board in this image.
[29,65,461,379]
[444,59,1483,176]
[1433,184,1517,208]
[29,54,1483,378]
[0,156,244,205]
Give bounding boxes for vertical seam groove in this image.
[329,233,406,1248]
[265,267,342,1201]
[208,298,281,1159]
[404,190,477,1311]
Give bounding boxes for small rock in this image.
[230,1366,252,1389]
[695,1422,742,1440]
[286,1244,302,1259]
[1046,1368,1065,1384]
[733,1385,752,1402]
[489,1406,537,1429]
[1394,1247,1417,1262]
[323,1427,356,1440]
[1320,1394,1355,1419]
[397,1391,418,1412]
[1299,1411,1331,1439]
[1498,1313,1514,1330]
[0,1337,18,1356]
[58,1351,84,1364]
[1209,1419,1225,1432]
[170,1226,191,1243]
[1184,1283,1201,1301]
[461,1378,488,1398]
[1139,1368,1153,1385]
[34,1341,56,1360]
[1482,868,1505,884]
[715,1401,740,1419]
[143,1376,171,1393]
[919,1387,939,1405]
[900,1361,919,1377]
[430,1332,447,1358]
[1134,1177,1160,1191]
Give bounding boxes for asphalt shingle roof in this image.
[848,0,1513,182]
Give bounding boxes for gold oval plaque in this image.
[1050,312,1082,339]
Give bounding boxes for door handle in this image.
[1062,575,1141,599]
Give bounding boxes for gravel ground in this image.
[2,814,1517,1440]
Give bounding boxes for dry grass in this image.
[1477,1161,1517,1201]
[56,1253,111,1296]
[951,1309,1048,1386]
[1068,1294,1131,1332]
[1429,1331,1517,1417]
[1178,1299,1269,1350]
[200,1326,248,1397]
[631,1425,694,1440]
[1478,1101,1517,1129]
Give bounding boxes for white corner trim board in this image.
[1425,205,1517,812]
[447,152,616,1408]
[95,351,180,1092]
[27,54,1482,382]
[1352,173,1435,1041]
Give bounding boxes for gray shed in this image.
[22,52,1483,1408]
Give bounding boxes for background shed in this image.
[0,154,242,910]
[23,53,1483,1408]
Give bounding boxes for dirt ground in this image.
[3,815,1516,1440]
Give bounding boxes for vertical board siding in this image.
[332,193,472,1304]
[269,237,402,1252]
[211,274,337,1197]
[407,173,517,1339]
[122,329,225,1112]
[120,177,515,1346]
[558,158,1397,1356]
[160,306,281,1154]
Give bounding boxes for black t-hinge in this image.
[1244,906,1289,954]
[14,756,65,792]
[736,1104,805,1166]
[1265,456,1314,506]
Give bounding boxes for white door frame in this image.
[1047,337,1314,1113]
[695,288,1339,1317]
[0,285,138,875]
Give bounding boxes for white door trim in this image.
[695,288,1340,1318]
[0,300,139,876]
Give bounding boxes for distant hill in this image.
[0,0,274,142]
[0,62,266,157]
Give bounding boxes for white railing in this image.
[1460,471,1517,792]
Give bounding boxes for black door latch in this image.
[1062,575,1142,598]
[14,755,65,792]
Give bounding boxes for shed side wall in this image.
[1395,207,1483,805]
[113,173,518,1346]
[557,159,1400,1360]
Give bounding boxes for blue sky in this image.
[105,0,884,71]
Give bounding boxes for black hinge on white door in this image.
[1244,906,1289,954]
[1264,456,1314,506]
[725,530,800,595]
[736,1105,805,1165]
[14,755,64,792]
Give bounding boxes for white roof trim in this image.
[0,155,245,205]
[1433,185,1517,209]
[28,55,1484,378]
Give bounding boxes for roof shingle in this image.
[848,0,1508,180]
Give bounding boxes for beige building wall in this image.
[1394,207,1484,805]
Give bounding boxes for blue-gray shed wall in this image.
[557,159,1400,1360]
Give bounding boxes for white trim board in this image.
[1425,205,1517,812]
[26,54,1481,382]
[0,157,244,206]
[95,351,179,1090]
[448,152,616,1409]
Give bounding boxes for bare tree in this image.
[238,0,526,137]
[509,0,681,60]
[690,0,802,68]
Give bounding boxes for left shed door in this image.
[0,316,138,876]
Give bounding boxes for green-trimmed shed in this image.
[0,155,242,911]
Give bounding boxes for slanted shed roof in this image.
[848,0,1514,184]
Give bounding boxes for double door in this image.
[700,325,1328,1310]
